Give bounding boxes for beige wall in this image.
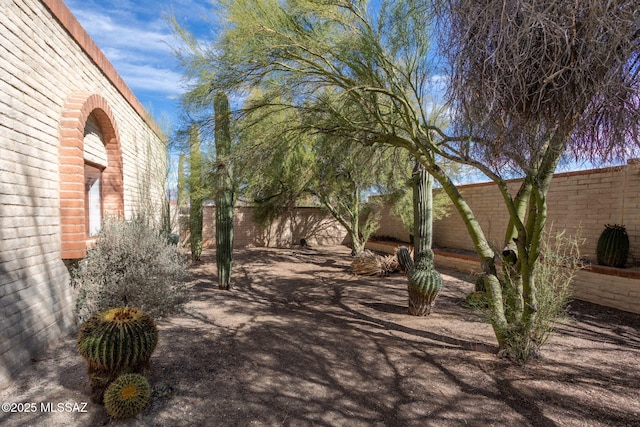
[430,161,640,264]
[373,160,640,314]
[370,202,411,243]
[0,0,165,386]
[201,206,348,249]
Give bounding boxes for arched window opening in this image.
[59,92,124,259]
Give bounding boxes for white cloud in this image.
[63,0,225,121]
[65,1,187,98]
[72,9,175,56]
[115,63,186,94]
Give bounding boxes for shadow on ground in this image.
[1,246,639,426]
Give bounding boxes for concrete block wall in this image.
[1,0,165,386]
[572,268,640,314]
[429,162,640,264]
[373,161,640,314]
[370,202,411,243]
[202,206,348,249]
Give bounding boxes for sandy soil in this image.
[1,245,639,426]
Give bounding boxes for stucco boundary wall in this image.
[370,160,640,314]
[1,0,165,387]
[198,206,349,249]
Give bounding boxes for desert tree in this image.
[309,132,401,255]
[433,0,640,359]
[174,0,639,361]
[234,97,408,254]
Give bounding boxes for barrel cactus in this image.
[77,307,158,402]
[596,224,629,268]
[103,373,151,419]
[78,307,158,371]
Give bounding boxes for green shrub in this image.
[496,229,582,363]
[72,218,189,323]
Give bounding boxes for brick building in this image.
[1,0,166,386]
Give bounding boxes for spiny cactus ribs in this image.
[103,373,151,419]
[77,307,158,371]
[597,224,629,268]
[77,307,158,402]
[215,92,234,289]
[398,247,443,316]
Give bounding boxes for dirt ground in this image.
[1,245,639,427]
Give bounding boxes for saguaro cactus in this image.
[189,125,203,261]
[396,162,443,315]
[214,92,234,289]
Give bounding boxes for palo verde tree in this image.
[176,0,639,361]
[310,133,400,255]
[214,92,234,289]
[233,96,316,229]
[235,98,404,254]
[433,0,640,359]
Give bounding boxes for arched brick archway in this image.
[59,92,124,259]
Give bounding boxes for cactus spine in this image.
[397,246,415,274]
[597,224,629,268]
[214,92,234,289]
[412,162,432,255]
[103,373,151,419]
[77,307,158,402]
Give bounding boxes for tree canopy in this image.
[173,0,640,361]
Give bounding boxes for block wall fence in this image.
[372,160,640,314]
[197,206,349,249]
[192,161,640,314]
[1,0,166,387]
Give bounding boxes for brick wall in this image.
[0,0,165,386]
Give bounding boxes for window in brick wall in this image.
[84,163,103,236]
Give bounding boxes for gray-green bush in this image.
[72,218,189,323]
[494,229,582,363]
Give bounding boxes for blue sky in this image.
[63,0,624,178]
[65,0,215,131]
